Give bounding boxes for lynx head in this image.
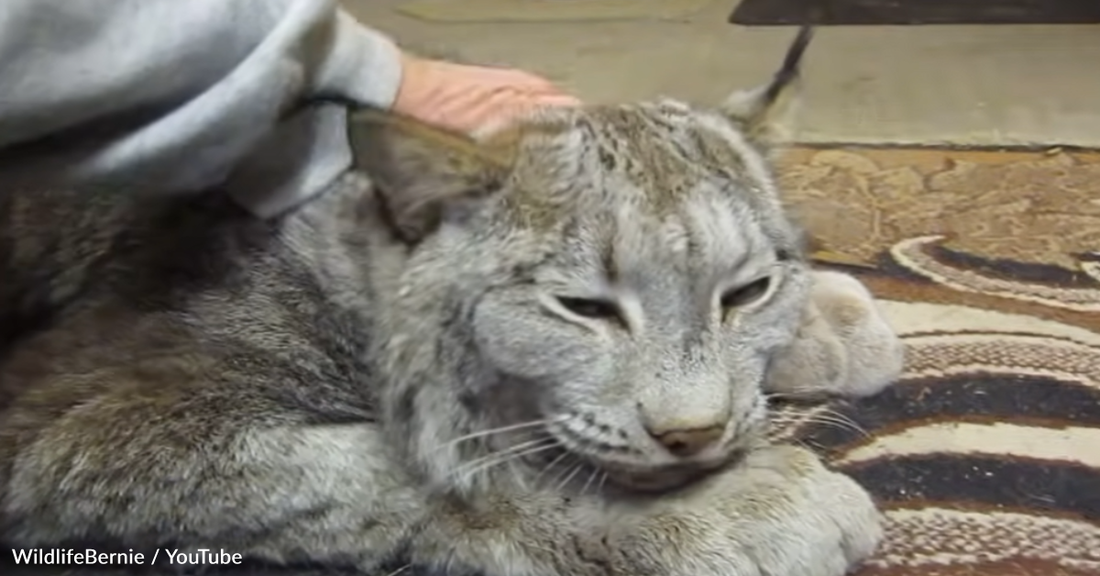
[356,28,815,495]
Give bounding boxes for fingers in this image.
[480,67,564,91]
[453,86,581,135]
[474,69,580,107]
[392,56,581,135]
[504,71,580,105]
[528,93,582,107]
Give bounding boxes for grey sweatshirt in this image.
[0,0,403,217]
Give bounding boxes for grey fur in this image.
[0,29,882,576]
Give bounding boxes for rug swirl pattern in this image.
[771,147,1100,576]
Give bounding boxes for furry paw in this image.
[766,270,904,398]
[595,445,883,576]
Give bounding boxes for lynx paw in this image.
[597,445,883,576]
[767,270,904,398]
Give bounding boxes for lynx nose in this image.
[646,425,724,457]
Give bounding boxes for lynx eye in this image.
[720,277,772,309]
[556,297,620,320]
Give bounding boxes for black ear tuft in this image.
[719,25,816,149]
[759,25,815,112]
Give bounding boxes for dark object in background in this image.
[729,0,1100,26]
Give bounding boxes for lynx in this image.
[0,27,902,576]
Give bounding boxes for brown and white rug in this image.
[772,146,1100,576]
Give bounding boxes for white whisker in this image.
[810,409,867,435]
[383,565,411,576]
[820,408,868,433]
[451,439,560,484]
[579,468,598,497]
[595,471,609,496]
[459,437,548,469]
[533,449,571,486]
[799,414,868,437]
[434,417,566,453]
[554,463,585,493]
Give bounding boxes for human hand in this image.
[392,53,581,135]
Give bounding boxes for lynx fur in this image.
[0,27,902,576]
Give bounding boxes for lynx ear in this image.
[347,109,514,243]
[720,25,814,149]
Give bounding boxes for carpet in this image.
[729,0,1100,26]
[770,146,1100,575]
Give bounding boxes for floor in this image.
[344,0,1100,148]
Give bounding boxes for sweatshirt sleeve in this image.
[0,0,404,217]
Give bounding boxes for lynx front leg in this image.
[584,445,883,576]
[406,445,882,576]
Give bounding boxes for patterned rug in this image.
[770,146,1100,576]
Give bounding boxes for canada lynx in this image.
[0,27,899,576]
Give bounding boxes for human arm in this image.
[0,0,577,218]
[0,0,398,217]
